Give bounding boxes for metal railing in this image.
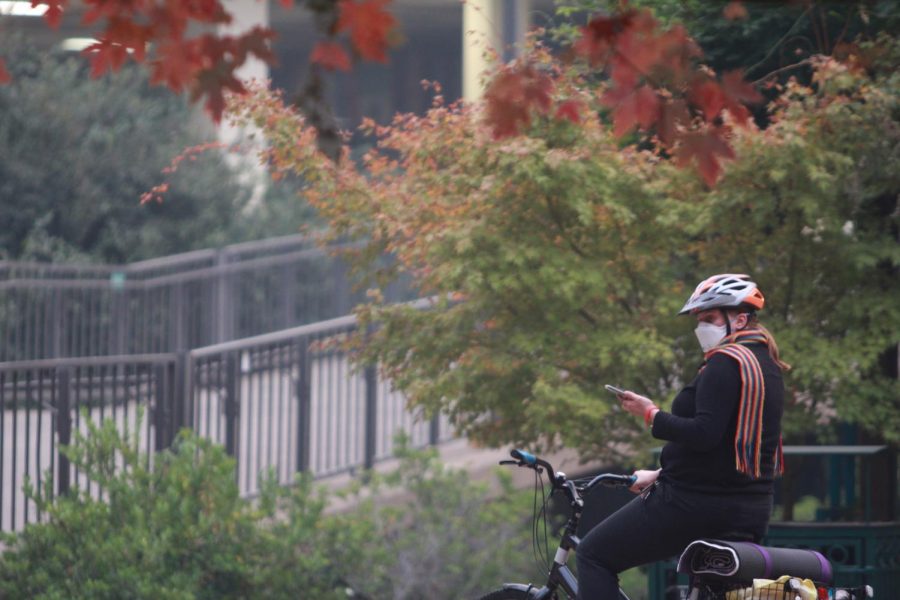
[0,234,413,362]
[0,311,453,532]
[0,354,176,532]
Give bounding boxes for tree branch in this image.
[751,59,814,86]
[745,4,814,77]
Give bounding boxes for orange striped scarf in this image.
[704,329,784,478]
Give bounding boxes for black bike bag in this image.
[676,539,833,585]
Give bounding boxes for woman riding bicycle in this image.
[576,274,790,599]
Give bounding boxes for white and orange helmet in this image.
[678,274,765,315]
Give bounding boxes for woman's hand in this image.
[629,469,661,494]
[618,390,656,419]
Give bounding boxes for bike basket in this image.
[684,579,874,600]
[688,579,801,600]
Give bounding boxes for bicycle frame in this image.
[496,449,634,600]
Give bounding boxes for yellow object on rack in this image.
[723,575,819,600]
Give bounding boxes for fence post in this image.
[364,363,378,471]
[170,284,187,352]
[56,367,73,496]
[153,363,168,452]
[224,353,239,457]
[295,341,311,474]
[174,351,189,434]
[429,413,440,447]
[214,250,232,344]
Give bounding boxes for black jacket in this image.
[652,343,784,495]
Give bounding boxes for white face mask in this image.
[694,321,728,352]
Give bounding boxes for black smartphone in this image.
[605,384,626,396]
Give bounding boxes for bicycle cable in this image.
[530,467,553,572]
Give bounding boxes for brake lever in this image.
[499,460,518,465]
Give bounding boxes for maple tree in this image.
[0,0,773,179]
[223,27,898,461]
[483,5,765,186]
[0,0,396,128]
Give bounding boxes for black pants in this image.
[575,480,773,599]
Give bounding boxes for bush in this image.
[0,418,540,599]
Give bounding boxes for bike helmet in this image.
[678,273,765,315]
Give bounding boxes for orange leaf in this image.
[0,58,10,84]
[723,1,749,20]
[311,41,352,71]
[337,0,396,63]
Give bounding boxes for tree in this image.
[0,0,797,178]
[224,28,898,461]
[0,32,253,262]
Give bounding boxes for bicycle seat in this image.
[677,539,833,585]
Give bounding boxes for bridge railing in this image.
[0,234,413,362]
[0,311,453,532]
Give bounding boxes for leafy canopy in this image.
[226,32,899,460]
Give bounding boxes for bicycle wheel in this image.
[475,589,532,600]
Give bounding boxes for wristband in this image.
[644,405,659,427]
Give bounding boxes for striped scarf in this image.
[703,329,784,478]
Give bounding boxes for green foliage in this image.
[0,420,539,599]
[0,417,263,599]
[0,33,318,264]
[0,32,247,263]
[334,439,539,598]
[229,30,899,459]
[674,43,900,441]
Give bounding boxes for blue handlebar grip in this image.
[511,449,537,465]
[628,475,638,486]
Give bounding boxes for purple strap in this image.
[812,550,832,582]
[749,543,773,578]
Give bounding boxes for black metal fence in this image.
[0,312,453,532]
[0,234,411,362]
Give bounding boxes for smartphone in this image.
[605,384,626,396]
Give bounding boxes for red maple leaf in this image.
[484,65,554,138]
[0,58,10,84]
[601,84,659,137]
[675,128,736,187]
[85,39,132,78]
[150,39,203,90]
[574,11,636,66]
[36,0,66,29]
[658,99,689,146]
[688,78,726,123]
[311,41,352,71]
[337,0,396,63]
[555,99,582,124]
[720,69,762,125]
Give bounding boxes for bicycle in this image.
[476,449,875,600]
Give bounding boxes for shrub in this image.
[0,419,540,599]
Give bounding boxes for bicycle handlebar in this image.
[504,449,637,495]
